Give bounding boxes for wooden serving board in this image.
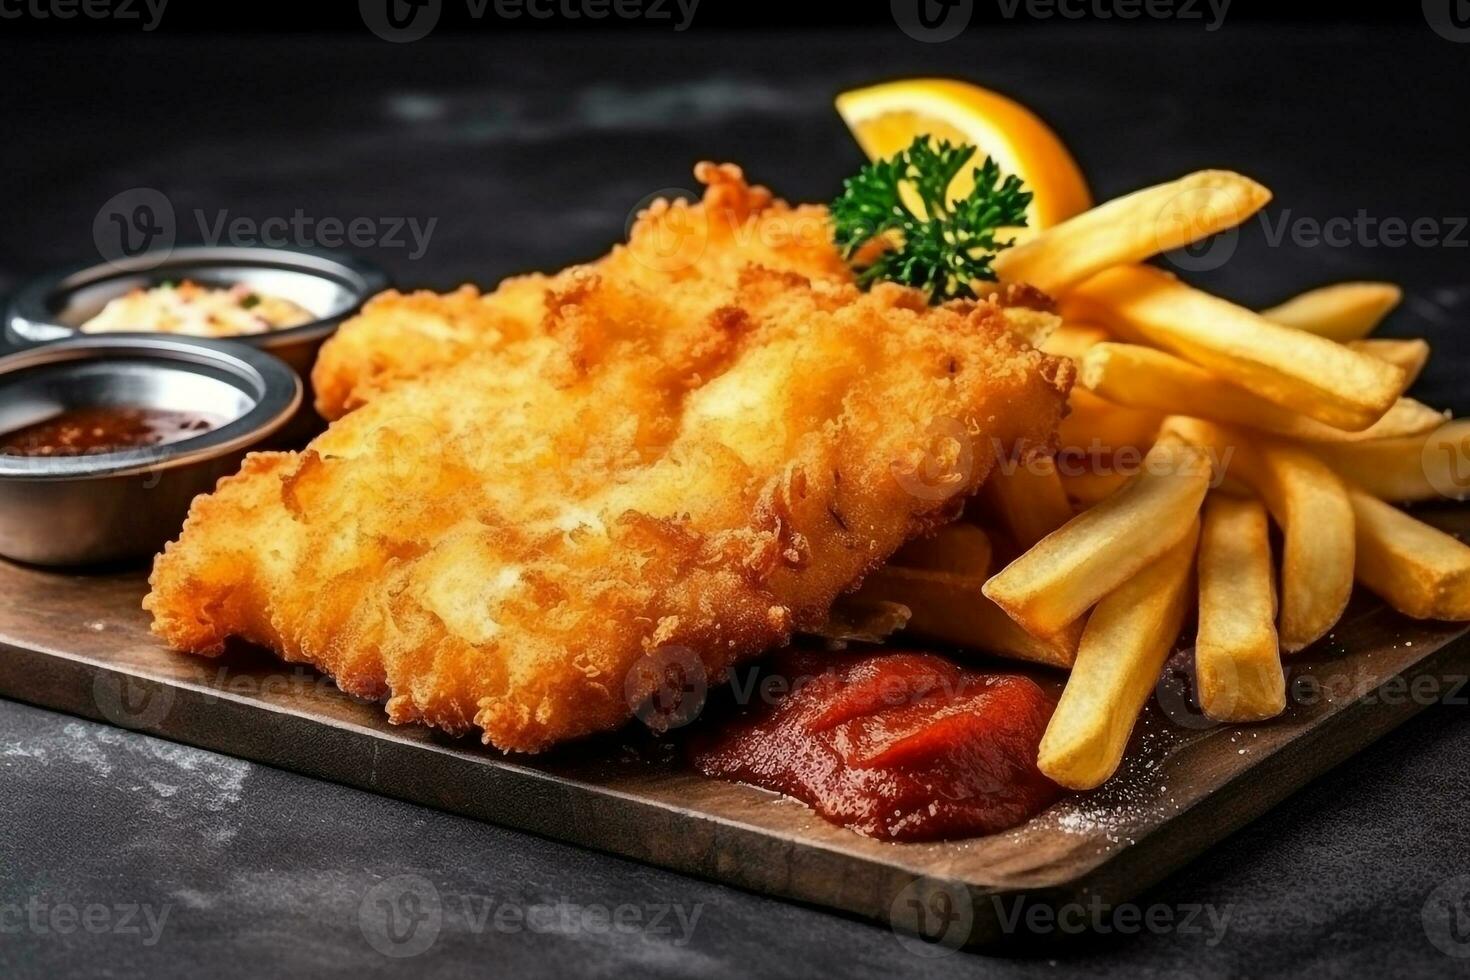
[2,510,1468,948]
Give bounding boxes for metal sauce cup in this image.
[4,245,387,437]
[0,336,300,567]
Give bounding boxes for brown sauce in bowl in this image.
[0,407,224,457]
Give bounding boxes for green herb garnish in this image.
[830,135,1032,303]
[240,293,261,309]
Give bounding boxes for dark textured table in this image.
[3,21,1469,978]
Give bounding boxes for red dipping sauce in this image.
[690,650,1062,842]
[0,407,221,457]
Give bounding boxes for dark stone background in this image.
[2,16,1469,979]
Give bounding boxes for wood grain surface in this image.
[0,509,1466,947]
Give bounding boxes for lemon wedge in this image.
[836,78,1091,230]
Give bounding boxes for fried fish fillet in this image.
[312,162,850,419]
[147,262,1071,752]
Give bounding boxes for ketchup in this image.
[690,650,1062,842]
[0,407,221,457]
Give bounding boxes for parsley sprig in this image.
[831,136,1032,303]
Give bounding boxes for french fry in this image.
[1309,420,1470,502]
[1081,342,1444,443]
[1261,281,1402,342]
[993,171,1271,296]
[1073,265,1407,431]
[890,522,993,578]
[982,458,1075,550]
[1214,471,1256,498]
[983,436,1211,638]
[1037,519,1199,790]
[1347,338,1430,387]
[1058,468,1132,507]
[1167,418,1353,651]
[1195,495,1286,722]
[1058,387,1161,457]
[854,566,1081,668]
[1039,321,1111,361]
[1347,488,1470,620]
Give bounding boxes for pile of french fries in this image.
[854,170,1470,792]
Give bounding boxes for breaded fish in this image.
[147,263,1071,751]
[312,162,850,419]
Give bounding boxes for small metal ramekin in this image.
[0,335,301,567]
[4,245,387,434]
